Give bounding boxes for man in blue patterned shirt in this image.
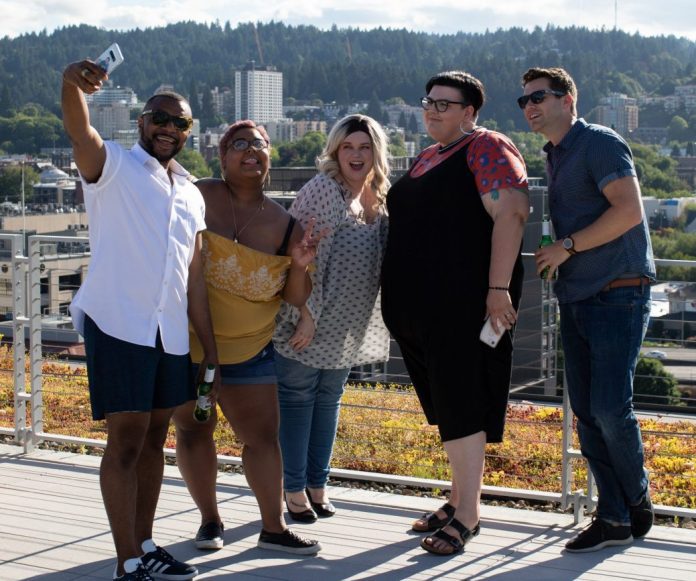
[520,67,656,553]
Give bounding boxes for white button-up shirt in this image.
[70,141,206,355]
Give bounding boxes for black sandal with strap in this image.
[420,518,480,555]
[411,502,456,532]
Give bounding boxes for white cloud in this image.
[1,0,694,40]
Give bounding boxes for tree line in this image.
[1,21,695,130]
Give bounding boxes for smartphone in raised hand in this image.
[95,43,124,75]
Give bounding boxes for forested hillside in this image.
[1,21,695,131]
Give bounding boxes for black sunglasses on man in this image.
[141,109,194,132]
[517,89,566,109]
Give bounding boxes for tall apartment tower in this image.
[85,81,138,141]
[234,61,283,124]
[596,93,639,138]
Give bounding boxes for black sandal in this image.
[411,502,456,532]
[420,518,480,555]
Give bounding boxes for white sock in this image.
[141,538,157,553]
[114,557,141,578]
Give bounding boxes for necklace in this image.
[438,126,478,155]
[228,189,265,243]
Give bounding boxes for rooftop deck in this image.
[1,443,694,581]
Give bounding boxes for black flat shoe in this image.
[285,496,318,523]
[306,487,336,518]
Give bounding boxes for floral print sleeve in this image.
[467,130,528,196]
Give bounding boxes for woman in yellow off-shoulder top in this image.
[172,121,323,555]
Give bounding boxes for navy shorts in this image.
[84,315,195,420]
[193,343,277,386]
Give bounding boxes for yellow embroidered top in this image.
[189,230,292,364]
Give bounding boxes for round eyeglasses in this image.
[421,96,468,113]
[228,138,269,152]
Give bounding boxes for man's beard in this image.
[139,133,184,163]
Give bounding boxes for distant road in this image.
[640,347,696,362]
[640,347,696,382]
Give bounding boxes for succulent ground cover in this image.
[1,352,694,510]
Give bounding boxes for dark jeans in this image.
[560,284,651,525]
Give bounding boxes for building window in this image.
[58,273,82,291]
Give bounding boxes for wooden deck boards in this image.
[1,443,694,581]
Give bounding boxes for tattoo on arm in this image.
[489,189,500,201]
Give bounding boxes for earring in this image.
[459,122,475,136]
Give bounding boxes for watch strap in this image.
[564,236,577,255]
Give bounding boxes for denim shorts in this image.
[83,315,194,420]
[193,343,277,385]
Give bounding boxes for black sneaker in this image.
[114,562,154,580]
[141,546,198,580]
[257,528,321,555]
[630,494,654,539]
[195,521,224,550]
[565,517,633,553]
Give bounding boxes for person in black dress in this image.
[381,71,530,555]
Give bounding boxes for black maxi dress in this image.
[381,139,524,443]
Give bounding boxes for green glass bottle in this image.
[193,364,216,422]
[539,218,556,280]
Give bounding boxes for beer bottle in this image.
[193,364,216,422]
[539,218,556,281]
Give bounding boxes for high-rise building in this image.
[210,86,234,119]
[87,102,131,140]
[85,80,139,141]
[595,93,639,138]
[234,61,283,124]
[84,81,138,107]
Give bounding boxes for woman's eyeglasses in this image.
[141,110,193,132]
[421,96,468,113]
[517,90,566,109]
[228,138,269,152]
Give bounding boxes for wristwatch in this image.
[562,236,577,255]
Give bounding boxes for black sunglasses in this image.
[229,138,269,152]
[141,109,193,131]
[421,96,468,113]
[517,90,566,109]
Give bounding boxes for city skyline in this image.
[2,0,695,41]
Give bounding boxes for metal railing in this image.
[0,235,694,524]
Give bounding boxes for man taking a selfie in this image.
[62,58,217,580]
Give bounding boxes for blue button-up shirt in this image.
[545,119,655,304]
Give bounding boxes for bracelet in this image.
[488,286,509,291]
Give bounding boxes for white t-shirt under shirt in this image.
[70,141,206,356]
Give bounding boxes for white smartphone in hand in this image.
[96,43,124,75]
[480,317,505,348]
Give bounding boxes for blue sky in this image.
[2,0,695,40]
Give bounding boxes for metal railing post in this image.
[6,234,28,446]
[560,383,574,509]
[540,280,558,394]
[26,236,43,452]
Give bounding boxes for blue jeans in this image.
[276,353,351,492]
[560,284,651,525]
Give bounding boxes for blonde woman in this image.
[274,114,391,521]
